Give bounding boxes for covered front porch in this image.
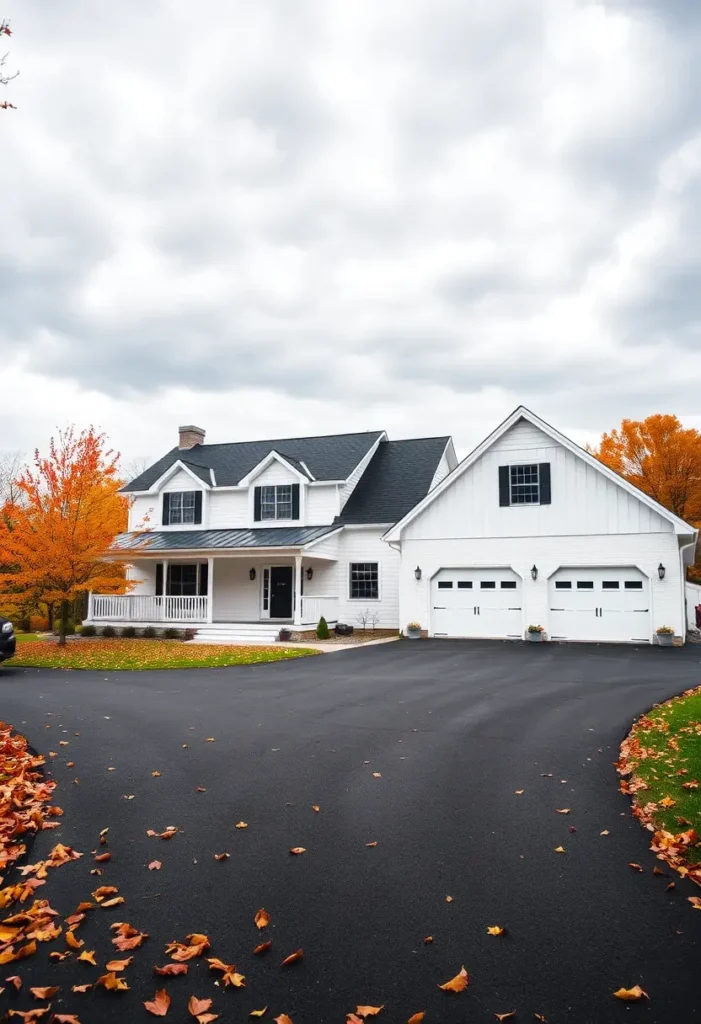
[86,552,340,629]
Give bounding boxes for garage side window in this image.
[349,563,379,600]
[499,463,551,506]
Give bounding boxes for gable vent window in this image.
[254,484,300,521]
[499,463,551,506]
[163,491,202,526]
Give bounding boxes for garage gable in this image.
[385,407,694,542]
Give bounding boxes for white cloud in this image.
[2,0,701,466]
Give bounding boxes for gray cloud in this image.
[2,0,701,457]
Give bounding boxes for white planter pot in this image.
[656,633,675,647]
[406,628,421,640]
[527,632,544,642]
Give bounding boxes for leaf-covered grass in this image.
[13,632,42,643]
[7,639,320,671]
[625,687,701,832]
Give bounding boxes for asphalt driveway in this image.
[2,641,701,1023]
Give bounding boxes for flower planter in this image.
[406,628,421,640]
[656,632,675,647]
[527,631,543,642]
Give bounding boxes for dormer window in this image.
[163,491,202,525]
[254,484,300,521]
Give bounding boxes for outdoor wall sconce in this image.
[658,563,666,580]
[414,566,422,580]
[249,568,256,581]
[306,567,314,581]
[531,565,538,580]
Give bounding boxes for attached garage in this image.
[431,568,522,638]
[548,568,650,643]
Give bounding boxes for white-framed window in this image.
[509,464,540,505]
[165,491,198,525]
[260,485,293,520]
[349,562,379,600]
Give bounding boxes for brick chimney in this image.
[178,424,206,450]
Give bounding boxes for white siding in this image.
[403,419,673,540]
[126,561,157,594]
[128,496,158,531]
[208,490,249,529]
[308,528,400,628]
[398,533,684,641]
[685,582,701,630]
[212,559,269,621]
[307,484,340,524]
[253,461,301,486]
[339,435,384,508]
[429,446,455,490]
[162,468,205,491]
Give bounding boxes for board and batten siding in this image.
[397,532,684,640]
[212,559,267,621]
[314,528,400,629]
[403,419,673,541]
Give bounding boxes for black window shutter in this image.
[155,563,164,596]
[291,483,300,519]
[162,492,171,525]
[194,491,203,524]
[498,466,510,506]
[254,486,262,521]
[539,463,551,504]
[199,561,208,597]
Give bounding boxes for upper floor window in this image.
[163,491,202,525]
[254,484,300,521]
[499,463,551,507]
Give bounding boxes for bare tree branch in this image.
[1,19,18,106]
[0,450,26,505]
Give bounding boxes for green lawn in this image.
[14,632,42,643]
[624,688,701,833]
[7,638,320,670]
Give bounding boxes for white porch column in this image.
[87,591,94,621]
[294,554,303,626]
[161,560,168,621]
[207,557,214,622]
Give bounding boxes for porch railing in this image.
[90,594,208,623]
[300,595,339,626]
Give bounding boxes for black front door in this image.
[270,566,293,618]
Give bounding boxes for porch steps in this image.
[189,623,283,645]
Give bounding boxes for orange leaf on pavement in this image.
[356,1007,384,1016]
[438,966,469,992]
[254,941,272,955]
[155,964,189,976]
[689,897,701,910]
[144,988,171,1016]
[213,853,230,861]
[487,926,505,936]
[250,1010,267,1018]
[77,950,96,965]
[97,972,129,991]
[289,848,306,855]
[274,1017,293,1024]
[281,949,303,967]
[628,863,644,872]
[52,1016,82,1023]
[407,1016,425,1024]
[148,861,162,871]
[72,984,93,993]
[235,821,248,829]
[105,958,133,971]
[255,909,270,929]
[29,986,60,1000]
[613,985,648,1001]
[188,996,213,1016]
[6,976,22,990]
[495,1015,516,1022]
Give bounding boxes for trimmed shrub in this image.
[121,625,137,639]
[141,626,157,639]
[163,627,181,640]
[316,616,330,640]
[101,625,117,638]
[81,624,97,638]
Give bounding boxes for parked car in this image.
[0,616,16,663]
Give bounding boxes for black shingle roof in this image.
[121,431,384,491]
[339,438,451,524]
[111,525,339,552]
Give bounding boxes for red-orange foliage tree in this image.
[591,414,701,580]
[0,427,131,643]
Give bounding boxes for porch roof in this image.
[110,524,339,553]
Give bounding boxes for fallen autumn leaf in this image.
[438,965,469,992]
[144,988,171,1016]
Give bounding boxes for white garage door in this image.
[431,568,522,638]
[548,568,650,643]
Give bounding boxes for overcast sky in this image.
[2,0,701,466]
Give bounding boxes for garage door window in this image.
[437,581,453,589]
[481,581,496,589]
[457,581,472,589]
[349,563,379,600]
[500,581,517,589]
[602,581,619,589]
[577,581,594,589]
[555,581,572,589]
[625,581,643,589]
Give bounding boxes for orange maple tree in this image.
[0,426,131,643]
[591,414,701,579]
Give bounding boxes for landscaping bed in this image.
[618,685,701,894]
[288,628,398,645]
[6,639,320,671]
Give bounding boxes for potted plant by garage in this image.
[656,626,675,647]
[278,627,292,642]
[526,624,545,642]
[406,621,422,640]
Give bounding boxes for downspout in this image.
[679,535,698,641]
